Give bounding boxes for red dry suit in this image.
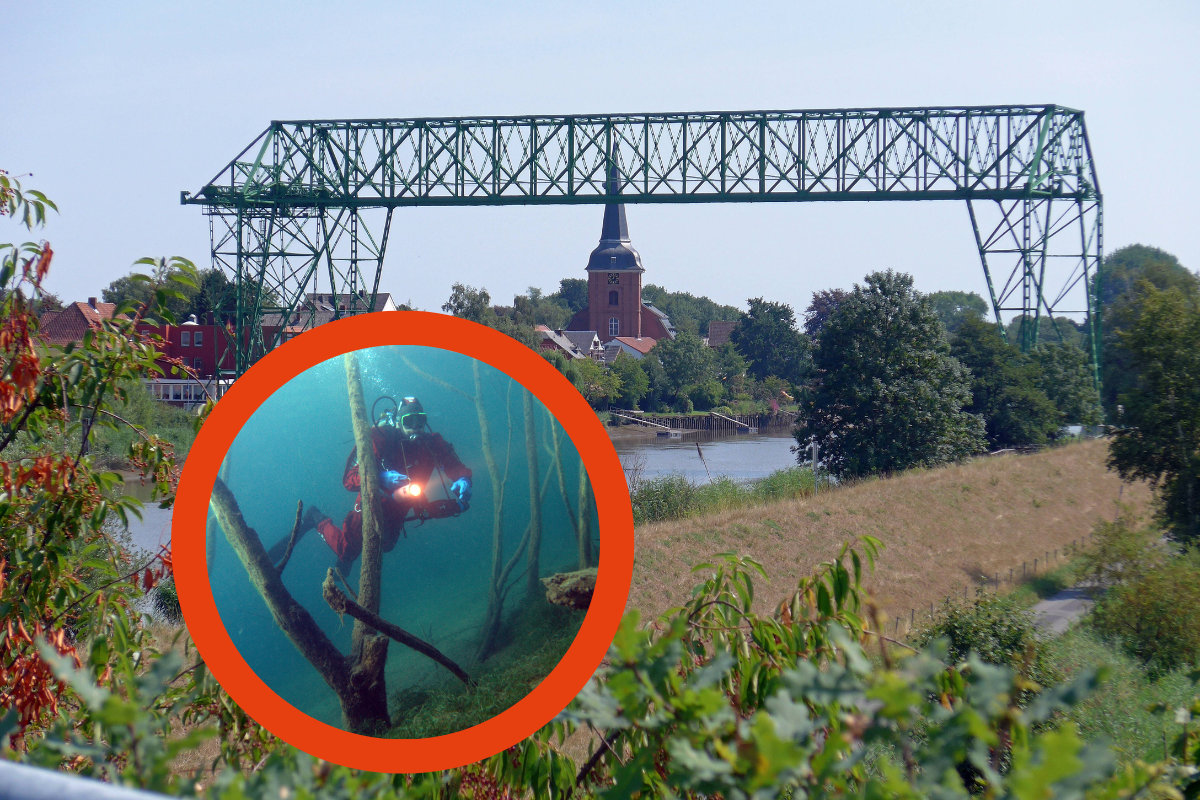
[316,426,472,564]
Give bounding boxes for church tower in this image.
[584,178,644,342]
[565,165,673,346]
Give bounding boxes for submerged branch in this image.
[398,351,474,401]
[209,477,351,695]
[274,500,304,574]
[322,569,475,688]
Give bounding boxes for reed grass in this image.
[631,467,816,525]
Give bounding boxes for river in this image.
[119,473,175,555]
[609,428,801,484]
[120,428,802,549]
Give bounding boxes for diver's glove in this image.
[451,477,472,511]
[380,470,408,493]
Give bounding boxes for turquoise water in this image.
[206,346,598,730]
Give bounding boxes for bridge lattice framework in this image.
[183,104,1103,382]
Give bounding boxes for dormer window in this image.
[608,290,619,306]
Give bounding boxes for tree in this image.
[1096,244,1198,416]
[552,277,588,314]
[441,282,491,322]
[950,317,1062,449]
[442,283,541,348]
[927,290,988,335]
[103,268,199,320]
[188,267,236,321]
[802,288,847,339]
[1030,341,1103,426]
[800,270,985,477]
[508,285,571,330]
[730,297,809,383]
[652,329,713,406]
[1107,284,1200,542]
[573,357,621,408]
[610,352,649,409]
[641,284,741,336]
[638,349,671,411]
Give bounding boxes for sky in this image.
[4,1,1197,318]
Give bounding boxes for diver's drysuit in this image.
[314,425,472,566]
[267,396,472,572]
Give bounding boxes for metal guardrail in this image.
[0,761,168,800]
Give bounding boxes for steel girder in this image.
[184,104,1102,380]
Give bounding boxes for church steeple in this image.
[586,162,643,272]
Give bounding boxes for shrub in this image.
[1076,512,1169,592]
[1092,557,1200,676]
[912,590,1060,695]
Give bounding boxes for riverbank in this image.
[628,439,1151,625]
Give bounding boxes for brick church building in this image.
[566,183,674,349]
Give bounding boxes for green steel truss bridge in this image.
[183,104,1102,379]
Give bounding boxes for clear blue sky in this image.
[4,1,1197,317]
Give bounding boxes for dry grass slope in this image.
[630,440,1151,625]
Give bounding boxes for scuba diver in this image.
[268,396,473,574]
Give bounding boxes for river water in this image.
[120,473,175,555]
[122,428,802,549]
[609,428,801,484]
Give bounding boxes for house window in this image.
[193,331,203,347]
[194,358,203,372]
[609,317,619,337]
[181,331,191,346]
[608,290,619,306]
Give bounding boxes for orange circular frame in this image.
[173,311,634,772]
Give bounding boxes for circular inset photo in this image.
[174,312,632,770]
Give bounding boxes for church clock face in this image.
[607,272,620,285]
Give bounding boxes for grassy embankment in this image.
[629,439,1151,627]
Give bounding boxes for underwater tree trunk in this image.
[342,351,391,730]
[208,477,381,731]
[524,390,543,599]
[577,467,593,569]
[475,362,509,660]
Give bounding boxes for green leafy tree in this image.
[651,329,713,406]
[573,357,621,408]
[1095,244,1199,416]
[609,352,649,409]
[551,277,588,314]
[442,282,541,348]
[638,349,671,412]
[499,286,573,330]
[730,297,809,383]
[103,268,199,320]
[441,282,491,322]
[641,284,740,336]
[188,267,237,321]
[1107,284,1200,542]
[950,316,1062,449]
[1003,313,1087,350]
[800,270,985,477]
[1031,340,1103,426]
[927,290,988,335]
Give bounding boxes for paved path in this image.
[1032,587,1094,635]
